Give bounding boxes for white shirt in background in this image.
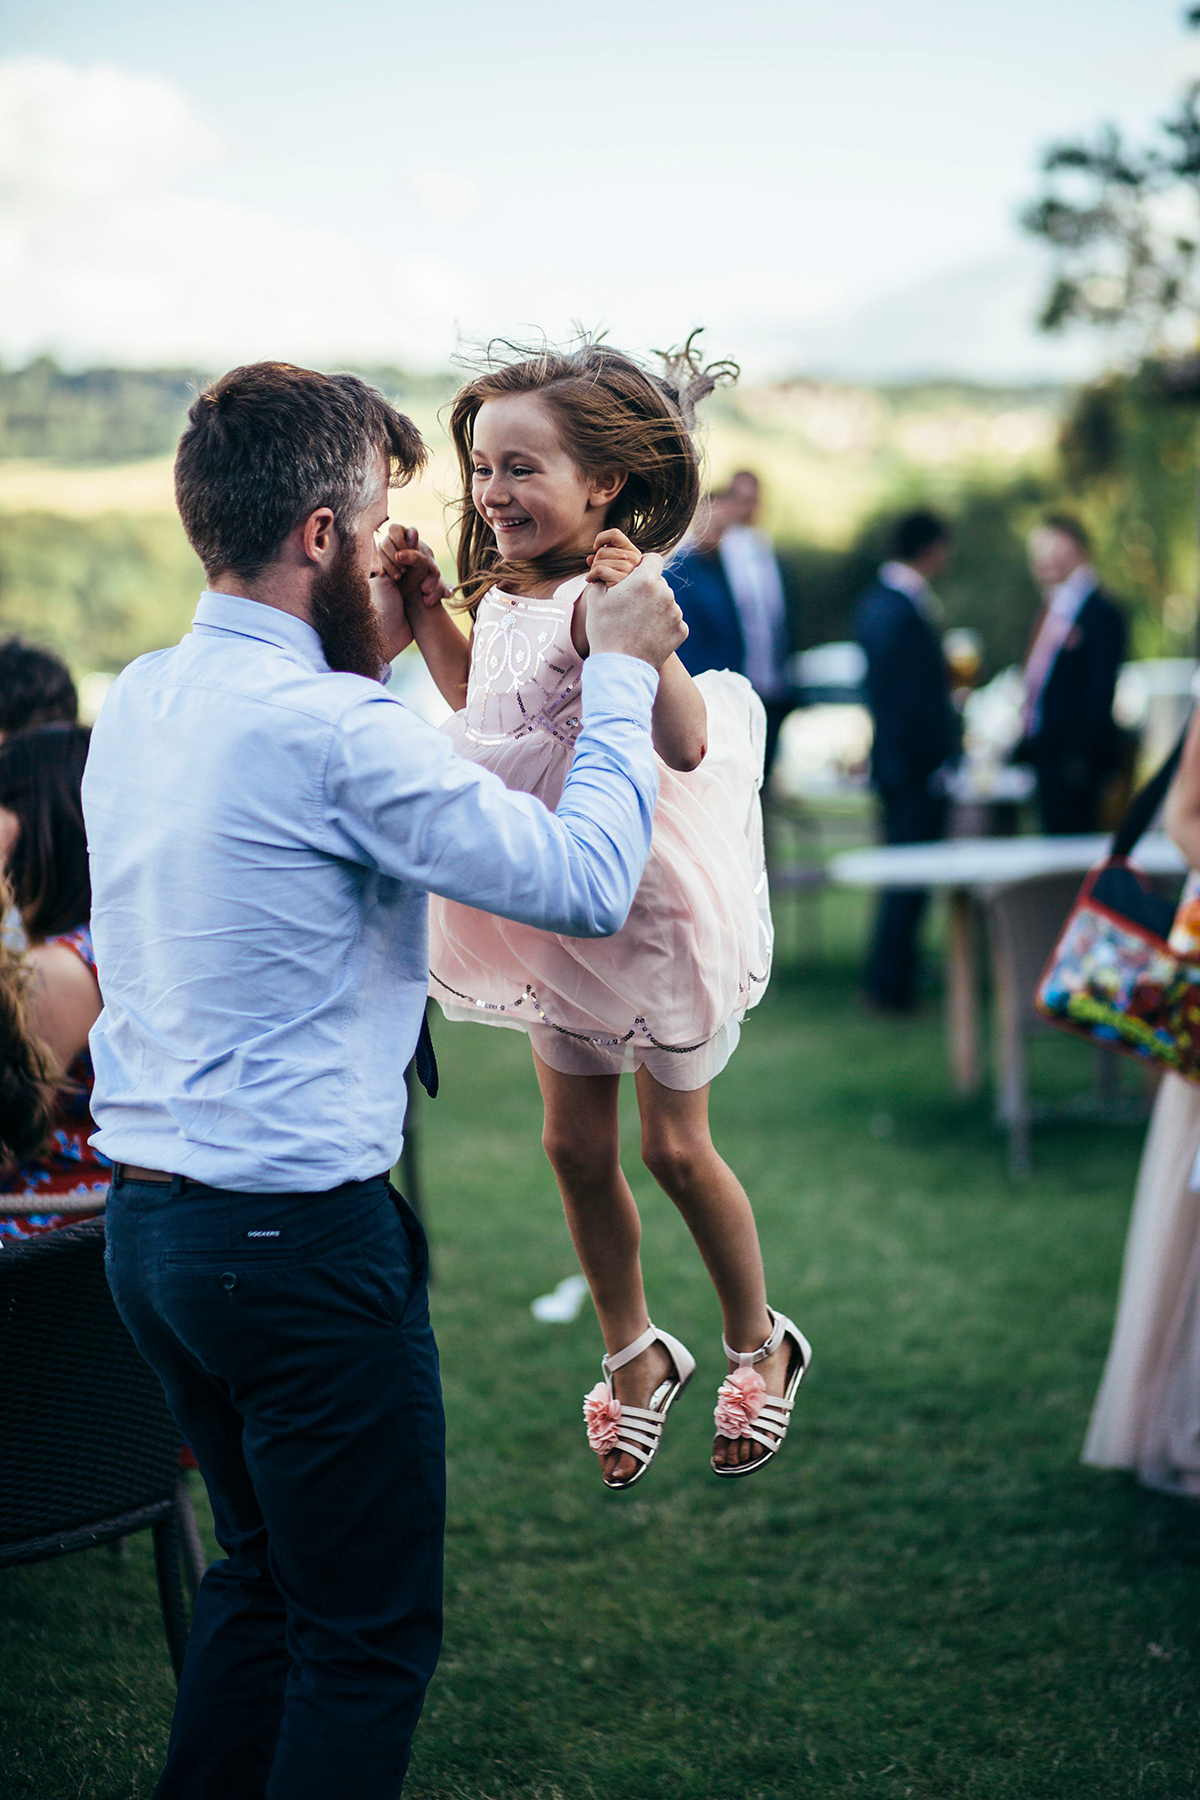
[1022,564,1098,735]
[878,560,943,626]
[719,526,789,699]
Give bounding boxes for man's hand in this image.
[373,523,451,661]
[585,552,687,669]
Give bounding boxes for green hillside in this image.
[0,360,1194,681]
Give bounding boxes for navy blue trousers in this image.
[105,1171,444,1800]
[863,785,948,1011]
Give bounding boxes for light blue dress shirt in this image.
[83,591,659,1192]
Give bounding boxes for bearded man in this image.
[84,362,685,1800]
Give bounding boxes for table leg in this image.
[945,888,981,1095]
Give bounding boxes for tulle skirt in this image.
[429,670,773,1090]
[1083,1072,1200,1495]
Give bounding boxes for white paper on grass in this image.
[531,1274,589,1323]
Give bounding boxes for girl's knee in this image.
[641,1123,711,1192]
[542,1120,617,1188]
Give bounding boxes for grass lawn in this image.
[3,894,1199,1798]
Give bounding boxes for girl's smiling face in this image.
[470,393,625,565]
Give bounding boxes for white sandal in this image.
[711,1308,811,1479]
[583,1322,695,1489]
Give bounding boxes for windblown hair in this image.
[0,896,59,1169]
[0,724,91,942]
[448,334,738,609]
[175,362,428,582]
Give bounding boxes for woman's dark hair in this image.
[891,508,951,563]
[175,361,428,582]
[0,637,78,735]
[0,724,91,942]
[448,334,737,609]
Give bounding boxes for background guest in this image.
[853,509,960,1013]
[718,470,796,781]
[0,724,108,1242]
[1015,516,1126,835]
[0,636,78,741]
[1083,699,1200,1494]
[667,490,745,683]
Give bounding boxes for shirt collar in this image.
[1047,564,1097,621]
[192,591,330,673]
[879,560,942,623]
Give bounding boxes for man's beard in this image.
[309,535,388,680]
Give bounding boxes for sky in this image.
[0,0,1194,383]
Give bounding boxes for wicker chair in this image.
[0,1216,207,1678]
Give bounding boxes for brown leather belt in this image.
[114,1163,176,1184]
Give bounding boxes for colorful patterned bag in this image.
[1034,730,1200,1079]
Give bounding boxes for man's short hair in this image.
[175,363,427,582]
[1041,513,1091,553]
[0,638,78,736]
[890,509,951,563]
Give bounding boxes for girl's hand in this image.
[586,527,642,588]
[378,522,451,611]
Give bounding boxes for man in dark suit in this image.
[1015,516,1126,835]
[666,492,746,680]
[853,510,960,1013]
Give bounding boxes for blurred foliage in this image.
[0,511,203,671]
[0,359,451,464]
[0,356,1196,681]
[0,361,203,463]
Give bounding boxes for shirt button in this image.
[220,1271,239,1293]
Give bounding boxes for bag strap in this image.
[1110,725,1190,860]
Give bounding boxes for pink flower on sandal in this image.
[713,1366,766,1439]
[583,1382,623,1453]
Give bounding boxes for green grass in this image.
[3,901,1199,1798]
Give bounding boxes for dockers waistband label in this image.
[246,1229,282,1239]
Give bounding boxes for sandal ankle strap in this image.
[722,1307,785,1368]
[602,1321,659,1375]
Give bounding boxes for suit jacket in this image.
[1020,586,1126,778]
[667,545,746,679]
[852,577,959,798]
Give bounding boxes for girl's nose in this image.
[482,472,510,510]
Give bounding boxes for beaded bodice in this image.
[463,578,585,751]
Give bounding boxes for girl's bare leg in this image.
[532,1048,675,1486]
[635,1066,791,1470]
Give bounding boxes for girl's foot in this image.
[583,1324,695,1489]
[711,1309,811,1477]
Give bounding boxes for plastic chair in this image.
[0,1216,207,1679]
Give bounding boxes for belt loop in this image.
[170,1173,184,1197]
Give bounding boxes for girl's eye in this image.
[511,465,534,478]
[472,466,490,479]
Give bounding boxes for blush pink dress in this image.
[428,575,773,1089]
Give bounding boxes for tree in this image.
[1022,10,1200,358]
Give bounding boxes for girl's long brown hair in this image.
[448,334,737,610]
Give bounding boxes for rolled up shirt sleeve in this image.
[322,652,660,937]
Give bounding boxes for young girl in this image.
[384,341,810,1487]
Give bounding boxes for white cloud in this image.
[0,57,471,369]
[0,55,1111,386]
[409,171,479,227]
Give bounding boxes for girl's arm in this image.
[650,652,707,772]
[405,598,471,713]
[583,529,707,772]
[377,525,471,712]
[1165,705,1200,870]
